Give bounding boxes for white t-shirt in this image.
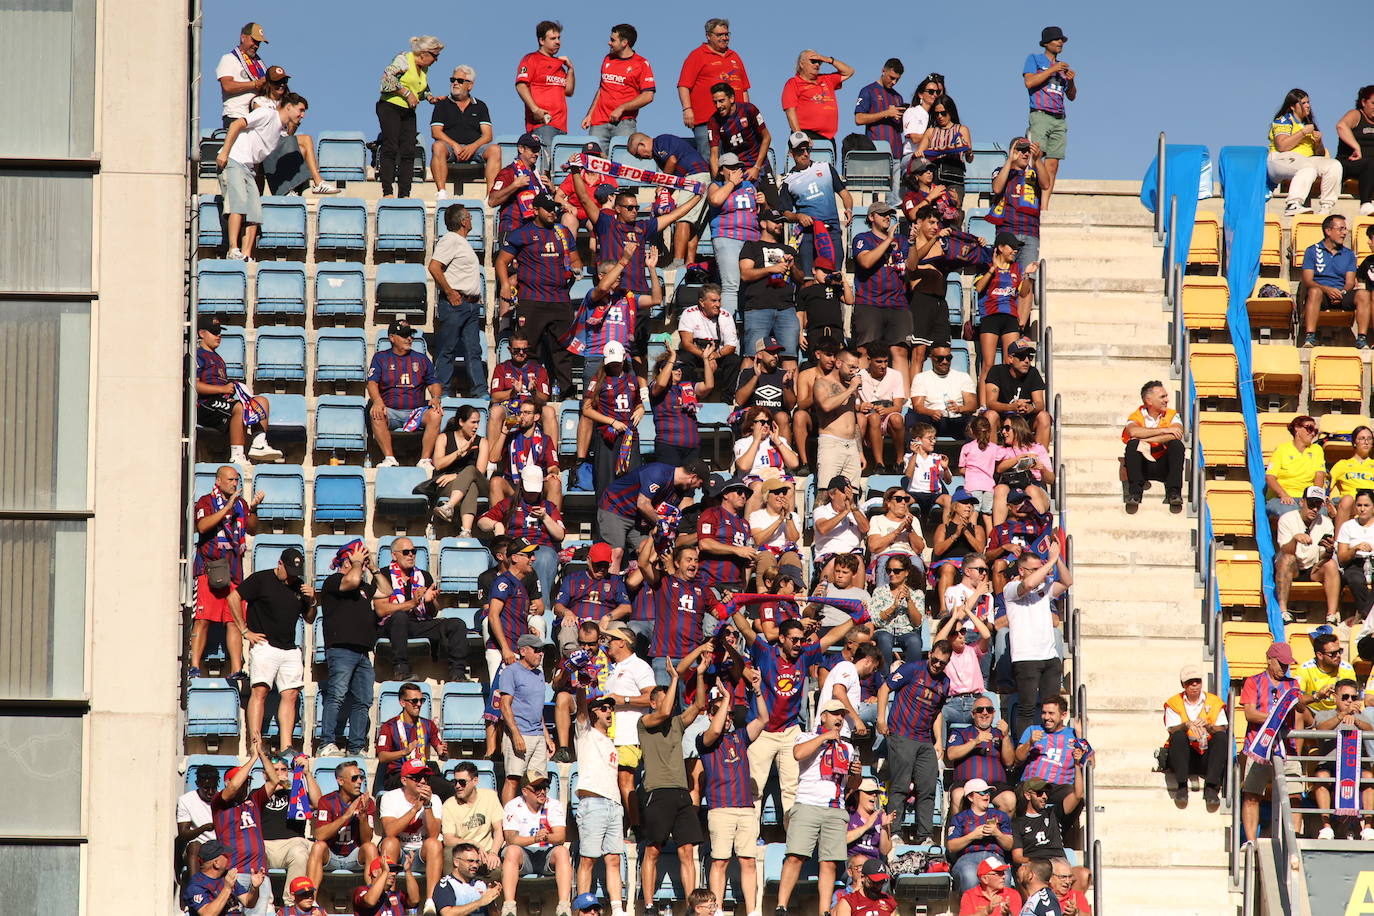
[909,369,977,417]
[733,435,792,475]
[573,720,620,800]
[227,106,287,168]
[813,502,863,556]
[433,231,483,298]
[793,731,855,807]
[679,305,740,351]
[905,452,946,495]
[1002,579,1063,663]
[944,582,995,626]
[901,106,930,157]
[820,660,861,737]
[216,50,263,119]
[1163,696,1229,729]
[749,508,794,550]
[1336,518,1374,558]
[860,368,905,405]
[605,654,656,747]
[379,787,443,845]
[815,584,870,627]
[869,513,920,555]
[501,796,566,850]
[176,790,214,844]
[1276,511,1334,569]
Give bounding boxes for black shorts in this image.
[197,396,235,432]
[978,313,1021,338]
[1320,289,1359,311]
[852,305,912,348]
[641,786,705,848]
[908,292,952,348]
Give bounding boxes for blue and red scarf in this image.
[616,427,639,476]
[231,382,265,428]
[1245,684,1299,763]
[209,486,248,557]
[288,755,312,820]
[234,47,266,83]
[565,153,705,195]
[388,560,428,621]
[330,538,366,570]
[1335,728,1362,817]
[653,502,682,553]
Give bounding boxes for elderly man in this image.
[678,284,743,390]
[677,18,752,157]
[1122,380,1184,511]
[373,536,469,682]
[957,855,1020,915]
[215,22,269,128]
[190,464,263,681]
[1299,214,1360,348]
[1162,664,1228,807]
[1276,487,1339,622]
[500,774,573,916]
[781,50,854,141]
[498,634,554,802]
[368,319,443,469]
[429,205,488,398]
[430,64,501,197]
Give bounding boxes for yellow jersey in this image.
[1329,456,1374,497]
[1269,115,1317,157]
[1267,441,1326,498]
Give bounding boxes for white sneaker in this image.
[226,247,245,260]
[434,500,456,522]
[501,903,517,916]
[317,742,343,757]
[1284,203,1313,216]
[248,433,282,461]
[229,446,248,466]
[378,456,400,468]
[1362,202,1374,216]
[417,458,434,471]
[1316,201,1336,215]
[436,189,450,200]
[311,182,341,195]
[423,900,438,916]
[1317,824,1336,840]
[1363,825,1374,841]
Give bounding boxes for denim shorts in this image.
[326,847,364,873]
[219,159,262,223]
[386,406,420,430]
[576,795,626,857]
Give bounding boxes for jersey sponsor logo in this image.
[775,672,800,697]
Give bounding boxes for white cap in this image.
[602,340,627,366]
[520,464,544,494]
[788,130,811,149]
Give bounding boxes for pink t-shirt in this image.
[945,638,988,693]
[995,443,1051,482]
[958,440,998,491]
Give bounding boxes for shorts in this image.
[440,141,494,163]
[1241,755,1303,795]
[912,491,944,516]
[197,396,235,432]
[326,847,365,873]
[617,744,643,769]
[969,489,994,514]
[219,158,262,223]
[1027,110,1068,160]
[503,731,550,783]
[386,406,423,431]
[576,795,626,857]
[907,292,952,348]
[1318,289,1359,311]
[195,574,235,623]
[708,807,760,859]
[852,304,913,348]
[515,846,559,876]
[641,787,705,848]
[249,642,305,691]
[596,509,644,553]
[680,173,711,225]
[785,802,848,861]
[978,313,1021,338]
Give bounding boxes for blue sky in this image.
[201,3,1372,180]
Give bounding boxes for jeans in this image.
[626,619,654,659]
[712,236,747,316]
[651,655,673,687]
[951,850,1003,896]
[742,307,801,360]
[873,628,925,672]
[532,124,566,175]
[435,299,488,396]
[889,156,904,204]
[693,124,712,159]
[1011,657,1064,737]
[532,544,559,608]
[796,221,846,277]
[236,873,274,916]
[1014,233,1041,272]
[589,119,637,153]
[885,734,938,842]
[323,647,374,752]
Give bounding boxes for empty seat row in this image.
[1190,342,1364,402]
[196,260,450,320]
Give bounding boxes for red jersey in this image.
[677,45,750,126]
[515,51,570,131]
[559,174,617,222]
[781,73,844,139]
[957,886,1023,916]
[590,53,656,125]
[840,890,899,916]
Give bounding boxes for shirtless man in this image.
[812,347,867,486]
[793,344,839,478]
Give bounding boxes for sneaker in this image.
[227,670,248,685]
[1281,608,1294,623]
[317,743,344,757]
[248,434,282,461]
[417,458,435,471]
[1284,203,1313,216]
[502,903,518,916]
[310,182,341,195]
[188,666,202,679]
[1171,783,1189,803]
[1316,201,1336,215]
[285,190,301,197]
[1302,332,1318,347]
[665,259,687,271]
[794,463,812,478]
[552,746,574,764]
[1317,824,1336,840]
[423,900,438,916]
[434,500,456,522]
[1362,202,1374,217]
[378,456,400,468]
[1358,336,1370,351]
[447,665,468,683]
[226,247,245,260]
[775,906,791,916]
[1167,488,1184,511]
[436,189,449,201]
[229,446,248,467]
[1363,825,1374,840]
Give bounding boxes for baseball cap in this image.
[855,776,882,793]
[400,759,431,779]
[994,231,1026,250]
[762,477,791,494]
[1304,486,1327,503]
[756,335,785,353]
[508,537,538,556]
[517,132,543,150]
[819,697,847,714]
[265,66,289,84]
[1005,487,1030,504]
[711,475,751,498]
[588,542,613,565]
[978,856,1010,876]
[682,459,711,483]
[775,564,806,589]
[531,193,559,212]
[1179,664,1204,683]
[861,858,890,881]
[866,201,897,220]
[827,475,853,492]
[1021,777,1048,793]
[198,840,229,861]
[280,547,306,582]
[289,877,316,895]
[580,141,604,156]
[516,634,544,650]
[952,486,979,504]
[573,892,603,911]
[369,856,395,877]
[907,156,933,175]
[386,318,415,338]
[758,208,785,223]
[599,620,634,642]
[197,315,223,334]
[788,130,812,150]
[520,463,544,494]
[1266,642,1295,665]
[963,777,992,796]
[602,339,627,365]
[1009,135,1033,152]
[1008,337,1037,357]
[718,153,744,168]
[1040,25,1067,45]
[241,22,268,42]
[522,772,551,788]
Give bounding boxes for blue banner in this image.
[1140,144,1213,266]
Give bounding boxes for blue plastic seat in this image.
[378,681,433,723]
[558,401,581,454]
[182,754,241,792]
[569,277,594,303]
[315,328,368,383]
[314,395,367,452]
[377,536,432,571]
[493,134,521,167]
[843,139,894,190]
[375,199,427,254]
[314,264,367,318]
[193,462,223,498]
[610,137,637,167]
[964,208,996,246]
[316,131,368,183]
[440,397,489,431]
[254,263,307,317]
[551,134,599,179]
[316,198,368,253]
[216,326,246,381]
[250,466,306,522]
[945,276,964,327]
[313,466,366,524]
[434,199,488,255]
[197,260,248,316]
[374,262,429,321]
[251,534,306,576]
[374,328,429,357]
[808,138,837,167]
[312,535,356,589]
[187,678,241,737]
[197,195,225,249]
[266,394,307,445]
[257,196,308,250]
[964,145,1004,196]
[439,537,491,593]
[253,326,307,383]
[375,467,431,520]
[311,758,341,796]
[637,413,656,454]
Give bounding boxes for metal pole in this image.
[1154,132,1167,244]
[182,0,203,608]
[1091,839,1102,916]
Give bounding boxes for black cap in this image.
[199,840,230,861]
[197,315,223,334]
[593,183,617,203]
[386,318,415,337]
[281,547,306,581]
[1040,25,1066,45]
[776,564,806,588]
[508,537,538,556]
[682,459,711,483]
[532,193,559,212]
[517,132,543,150]
[581,141,604,156]
[711,475,751,498]
[994,231,1026,250]
[759,208,785,223]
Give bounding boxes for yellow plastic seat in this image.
[1197,412,1247,467]
[1260,216,1282,268]
[1190,343,1238,398]
[1257,412,1299,457]
[1318,414,1372,461]
[1290,215,1324,266]
[1246,278,1294,331]
[1284,624,1321,667]
[1188,212,1222,267]
[1355,215,1374,259]
[1222,619,1274,674]
[1310,346,1364,403]
[1215,550,1263,608]
[1181,276,1230,331]
[1250,344,1302,396]
[1205,480,1255,537]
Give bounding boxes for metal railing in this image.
[1153,131,1167,245]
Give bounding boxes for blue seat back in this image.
[255,263,307,315]
[493,134,521,167]
[314,395,367,452]
[257,196,308,249]
[964,145,1004,195]
[251,534,306,576]
[217,326,246,380]
[197,260,248,315]
[551,134,599,179]
[964,209,997,246]
[315,264,366,318]
[315,328,368,383]
[922,339,972,376]
[434,199,488,254]
[267,394,307,442]
[186,678,241,736]
[253,326,306,382]
[374,467,431,517]
[313,466,366,523]
[944,277,965,327]
[249,466,306,521]
[439,537,491,592]
[558,401,580,454]
[374,327,429,357]
[316,131,368,182]
[378,681,433,722]
[316,198,368,250]
[440,397,489,431]
[375,200,427,251]
[193,462,222,498]
[197,195,225,248]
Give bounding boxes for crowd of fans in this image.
[187,17,1099,916]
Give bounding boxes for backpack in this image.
[841,132,876,156]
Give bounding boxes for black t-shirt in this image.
[1359,254,1374,292]
[1013,809,1065,860]
[739,240,798,312]
[430,96,493,146]
[259,788,307,840]
[799,282,844,330]
[236,569,309,650]
[321,572,379,650]
[984,364,1046,407]
[737,366,789,412]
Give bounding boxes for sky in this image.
[200,2,1373,180]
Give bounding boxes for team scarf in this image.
[939,230,993,272]
[1245,682,1300,763]
[673,380,700,415]
[388,561,428,620]
[231,382,265,428]
[1335,727,1362,817]
[510,160,551,224]
[330,537,366,570]
[401,407,427,432]
[808,594,872,624]
[564,153,706,195]
[562,648,602,693]
[559,291,618,355]
[906,186,962,224]
[288,756,312,820]
[713,592,785,620]
[616,427,639,476]
[233,47,266,83]
[653,502,682,553]
[811,220,838,272]
[482,661,507,722]
[209,486,248,556]
[1074,738,1096,764]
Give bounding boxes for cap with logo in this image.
[508,537,538,556]
[978,855,1010,876]
[788,131,812,150]
[581,141,604,156]
[1178,664,1204,683]
[531,193,559,212]
[756,335,785,353]
[952,486,979,504]
[861,858,890,881]
[1008,337,1037,357]
[241,22,269,42]
[198,315,224,334]
[368,856,395,877]
[994,231,1026,250]
[1304,486,1328,502]
[289,877,316,895]
[400,759,431,779]
[573,892,603,911]
[602,340,627,365]
[280,547,306,581]
[386,318,415,338]
[517,132,543,150]
[265,66,289,84]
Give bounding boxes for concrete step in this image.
[1079,616,1205,640]
[1082,638,1206,688]
[1098,867,1239,916]
[1039,253,1166,282]
[1067,501,1194,534]
[1038,223,1157,247]
[1046,274,1166,295]
[1053,336,1175,361]
[1042,207,1156,229]
[1069,530,1195,567]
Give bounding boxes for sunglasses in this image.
[886,566,907,574]
[450,78,472,84]
[397,549,417,556]
[965,566,988,573]
[932,109,949,116]
[809,58,824,65]
[1339,693,1359,701]
[619,203,640,211]
[345,774,364,782]
[1322,648,1344,656]
[454,778,470,786]
[1001,425,1013,431]
[931,354,952,361]
[1299,424,1317,432]
[973,706,995,713]
[510,347,530,354]
[402,697,424,705]
[890,494,911,502]
[920,88,938,95]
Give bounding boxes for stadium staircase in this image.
[1044,181,1240,915]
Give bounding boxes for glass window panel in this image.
[0,0,95,158]
[0,520,87,699]
[0,172,93,292]
[0,843,80,915]
[0,712,83,835]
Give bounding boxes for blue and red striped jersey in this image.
[491,360,551,399]
[758,596,800,628]
[854,81,905,152]
[193,491,248,580]
[1018,724,1080,785]
[885,660,950,742]
[978,263,1024,319]
[368,350,437,410]
[696,505,753,586]
[375,715,443,778]
[947,725,1010,785]
[593,213,657,293]
[630,576,655,621]
[493,161,550,234]
[650,382,701,448]
[988,165,1042,238]
[648,574,708,658]
[748,639,825,731]
[581,290,638,357]
[708,101,768,167]
[352,886,409,916]
[988,513,1051,560]
[708,179,761,241]
[698,727,756,808]
[481,497,563,549]
[652,133,710,176]
[487,571,531,650]
[502,224,572,302]
[312,790,369,855]
[946,808,1013,857]
[500,430,557,479]
[556,569,629,621]
[591,372,639,443]
[197,346,229,388]
[852,231,910,309]
[211,787,268,872]
[598,461,680,519]
[1024,53,1069,115]
[181,872,239,915]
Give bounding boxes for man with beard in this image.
[429,64,501,196]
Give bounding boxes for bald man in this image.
[372,536,470,681]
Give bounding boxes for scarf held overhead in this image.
[566,153,705,196]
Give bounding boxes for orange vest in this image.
[1161,691,1225,748]
[1123,406,1179,460]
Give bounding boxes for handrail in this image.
[1189,410,1202,519]
[1091,838,1102,916]
[1229,727,1242,884]
[1163,193,1178,280]
[1170,263,1185,381]
[1271,766,1306,909]
[1044,328,1056,423]
[1154,131,1167,244]
[1240,836,1255,912]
